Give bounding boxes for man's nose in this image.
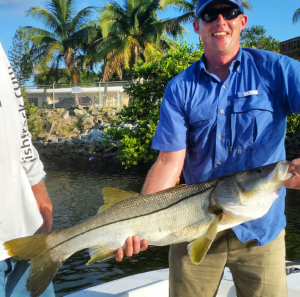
[215,14,226,24]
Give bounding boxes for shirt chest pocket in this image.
[188,107,212,150]
[231,94,274,150]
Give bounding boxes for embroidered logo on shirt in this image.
[7,66,37,167]
[243,90,258,96]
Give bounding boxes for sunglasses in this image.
[199,7,243,22]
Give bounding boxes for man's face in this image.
[193,3,248,58]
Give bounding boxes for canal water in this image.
[44,168,300,296]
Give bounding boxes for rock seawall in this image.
[30,106,149,172]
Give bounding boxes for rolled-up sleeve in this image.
[21,143,45,186]
[152,82,189,151]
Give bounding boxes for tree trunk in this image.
[72,72,79,106]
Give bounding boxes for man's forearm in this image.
[141,149,186,194]
[31,179,53,233]
[31,180,53,212]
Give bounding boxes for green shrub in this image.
[105,42,203,167]
[21,86,38,119]
[286,113,300,136]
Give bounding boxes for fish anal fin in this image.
[87,246,116,265]
[99,187,139,213]
[188,214,222,264]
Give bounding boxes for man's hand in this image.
[283,158,300,189]
[115,236,148,262]
[31,180,53,233]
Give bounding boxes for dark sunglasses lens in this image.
[224,8,241,19]
[200,8,241,22]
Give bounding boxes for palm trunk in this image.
[72,72,79,106]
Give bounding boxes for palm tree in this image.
[293,8,300,23]
[159,0,253,24]
[97,0,185,81]
[20,0,98,103]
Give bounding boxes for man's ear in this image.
[193,19,201,35]
[240,14,248,30]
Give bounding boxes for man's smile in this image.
[213,32,228,36]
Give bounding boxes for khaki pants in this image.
[169,229,287,297]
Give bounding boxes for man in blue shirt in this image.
[116,0,300,296]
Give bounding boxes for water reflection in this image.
[44,170,300,296]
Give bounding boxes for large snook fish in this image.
[4,160,292,297]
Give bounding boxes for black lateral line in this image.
[48,185,215,251]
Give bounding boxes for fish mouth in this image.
[276,160,293,181]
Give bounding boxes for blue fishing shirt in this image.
[152,47,300,246]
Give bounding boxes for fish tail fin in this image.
[4,232,62,297]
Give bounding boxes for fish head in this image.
[212,160,292,207]
[234,160,292,205]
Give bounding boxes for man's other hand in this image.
[115,236,148,262]
[283,158,300,189]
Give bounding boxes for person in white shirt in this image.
[0,43,55,297]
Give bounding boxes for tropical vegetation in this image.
[15,0,255,86]
[240,25,280,51]
[96,0,185,81]
[292,7,300,23]
[104,42,203,167]
[19,0,98,88]
[8,31,33,87]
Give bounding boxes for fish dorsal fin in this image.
[87,246,116,265]
[187,214,222,264]
[99,187,139,213]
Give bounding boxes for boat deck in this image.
[67,265,300,297]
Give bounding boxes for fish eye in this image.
[256,168,263,173]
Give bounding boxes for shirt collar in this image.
[199,47,243,78]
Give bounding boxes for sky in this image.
[0,0,299,60]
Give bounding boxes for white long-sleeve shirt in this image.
[0,43,45,261]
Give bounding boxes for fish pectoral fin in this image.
[87,246,116,265]
[99,187,139,213]
[187,215,222,265]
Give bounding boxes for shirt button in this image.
[222,85,226,89]
[220,109,225,114]
[217,162,222,166]
[218,135,223,139]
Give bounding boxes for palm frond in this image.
[162,18,189,37]
[69,6,97,32]
[143,42,164,62]
[18,27,56,40]
[293,9,300,24]
[30,35,58,47]
[70,26,98,45]
[103,48,125,81]
[242,0,253,11]
[95,36,123,60]
[159,0,195,12]
[26,7,60,31]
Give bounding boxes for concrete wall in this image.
[27,84,130,108]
